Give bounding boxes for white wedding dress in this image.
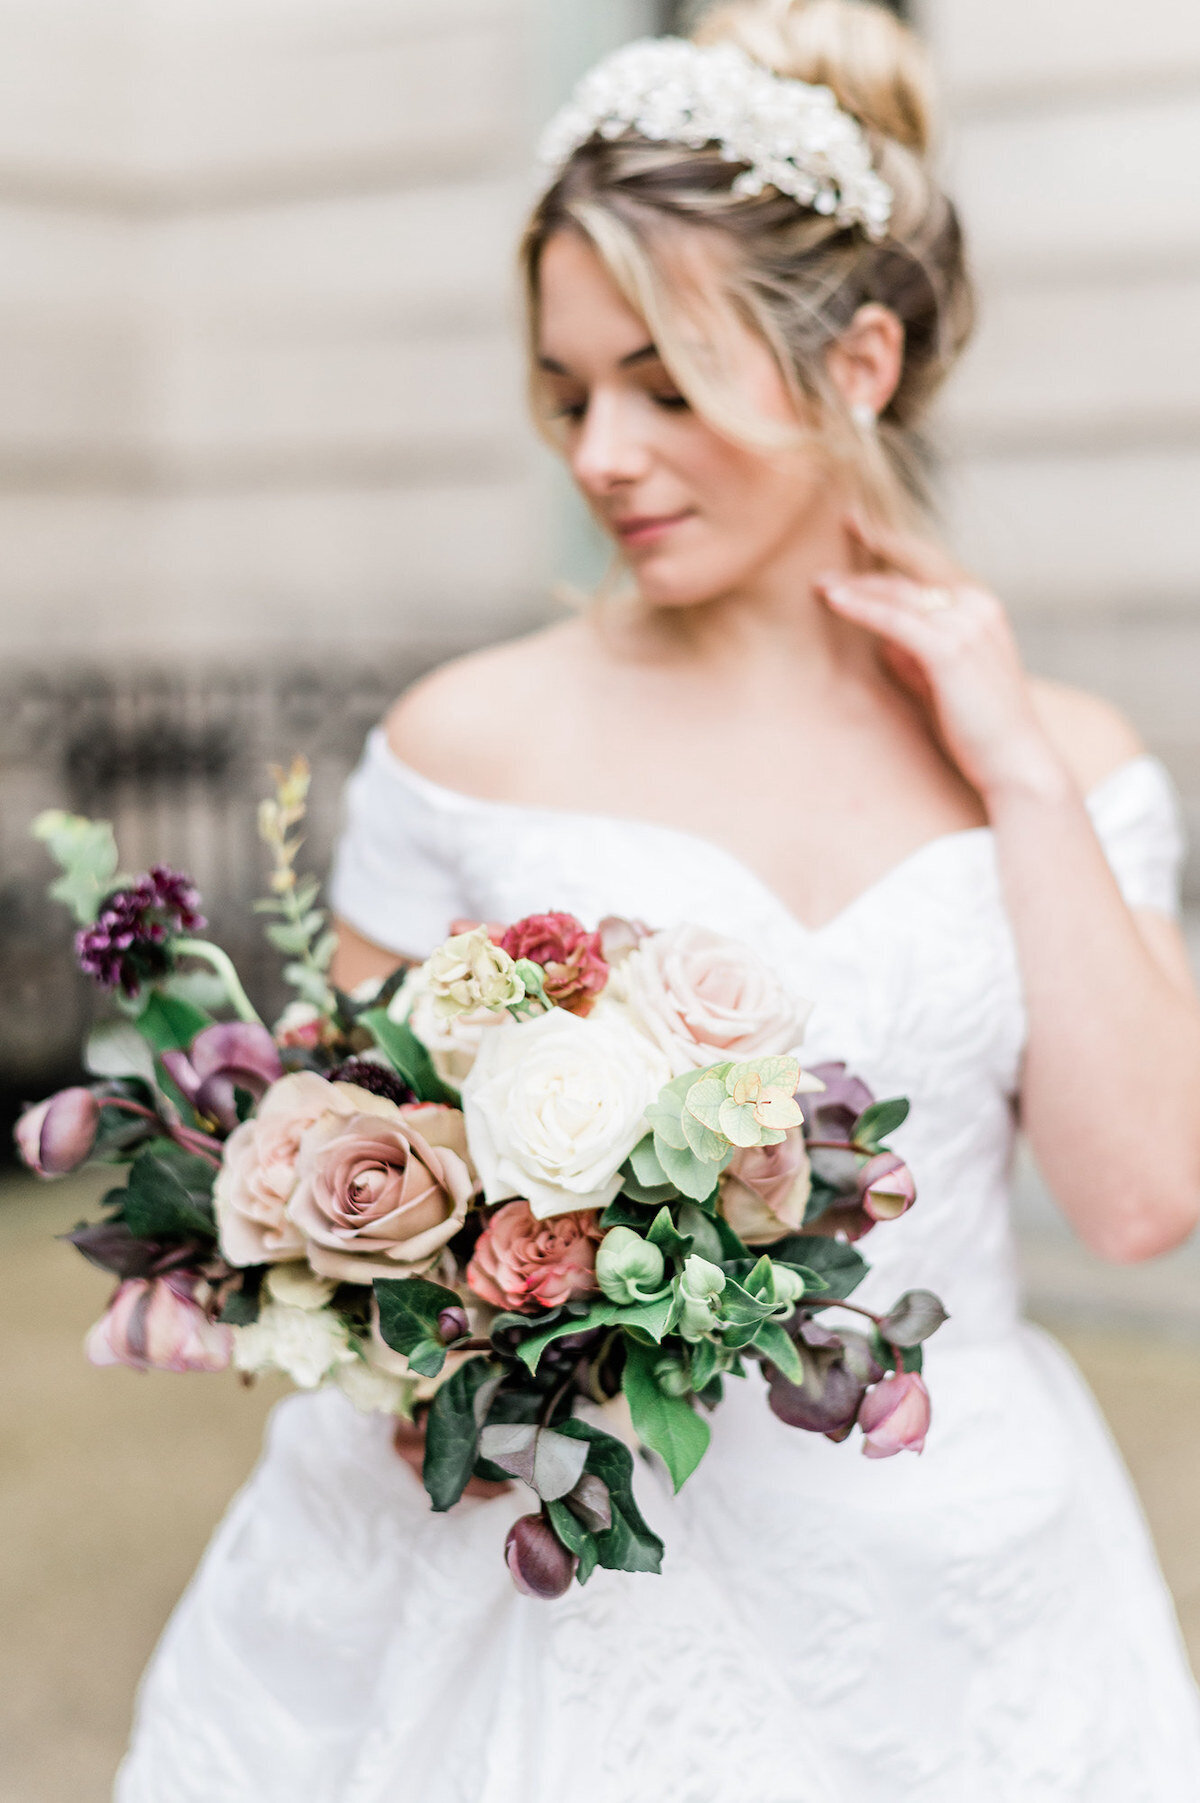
[117,727,1200,1803]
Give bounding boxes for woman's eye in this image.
[551,399,587,423]
[650,391,689,412]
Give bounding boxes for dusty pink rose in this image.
[859,1371,931,1459]
[719,1128,813,1245]
[16,1087,100,1176]
[288,1101,474,1283]
[214,1072,366,1267]
[617,924,810,1074]
[500,913,609,1017]
[466,1200,603,1312]
[86,1274,232,1374]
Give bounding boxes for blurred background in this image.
[1,1,1199,1796]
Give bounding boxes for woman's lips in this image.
[612,509,692,547]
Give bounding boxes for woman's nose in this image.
[569,390,651,495]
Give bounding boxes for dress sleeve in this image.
[1085,756,1189,918]
[327,729,471,956]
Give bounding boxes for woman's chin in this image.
[625,555,729,611]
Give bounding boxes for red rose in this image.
[466,1199,603,1312]
[500,912,608,1017]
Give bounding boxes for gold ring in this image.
[912,585,957,614]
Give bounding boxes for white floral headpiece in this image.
[537,37,893,242]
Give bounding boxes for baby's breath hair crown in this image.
[537,35,893,241]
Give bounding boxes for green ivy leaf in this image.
[654,1136,725,1203]
[422,1358,503,1512]
[361,1008,459,1107]
[554,1420,664,1575]
[117,1140,218,1242]
[621,1340,710,1493]
[853,1097,910,1150]
[374,1275,463,1379]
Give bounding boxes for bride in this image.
[117,2,1200,1798]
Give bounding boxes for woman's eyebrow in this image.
[536,343,659,376]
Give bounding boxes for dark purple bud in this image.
[437,1306,470,1345]
[504,1513,578,1600]
[75,866,205,995]
[858,1153,917,1223]
[61,1221,168,1280]
[768,1328,868,1436]
[803,1062,876,1144]
[15,1087,100,1176]
[328,1059,416,1108]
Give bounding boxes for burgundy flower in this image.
[76,866,205,995]
[162,1023,283,1133]
[499,913,609,1017]
[327,1060,416,1109]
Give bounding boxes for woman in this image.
[118,3,1200,1798]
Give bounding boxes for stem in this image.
[798,1294,904,1374]
[99,1096,223,1169]
[805,1139,868,1155]
[541,1374,575,1428]
[174,938,264,1026]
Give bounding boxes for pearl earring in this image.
[851,402,877,432]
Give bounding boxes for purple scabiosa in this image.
[75,866,205,995]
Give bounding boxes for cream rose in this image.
[461,1006,669,1220]
[616,924,811,1074]
[287,1100,474,1283]
[214,1072,365,1267]
[424,927,524,1019]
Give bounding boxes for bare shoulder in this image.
[384,617,588,797]
[1028,677,1146,794]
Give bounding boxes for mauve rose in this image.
[16,1087,100,1176]
[719,1128,812,1245]
[859,1371,931,1458]
[288,1100,474,1283]
[214,1072,364,1267]
[467,1199,603,1312]
[616,924,810,1074]
[86,1274,232,1374]
[500,913,609,1017]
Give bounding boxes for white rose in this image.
[616,924,811,1075]
[231,1302,355,1390]
[389,965,502,1086]
[461,1007,670,1220]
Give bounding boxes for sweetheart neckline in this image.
[368,730,1162,941]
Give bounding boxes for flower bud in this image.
[437,1306,470,1345]
[653,1355,692,1398]
[595,1227,666,1305]
[676,1254,727,1341]
[86,1275,233,1374]
[15,1087,100,1176]
[858,1371,931,1459]
[504,1513,578,1599]
[858,1153,917,1222]
[767,1263,807,1309]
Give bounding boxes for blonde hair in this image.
[521,0,975,524]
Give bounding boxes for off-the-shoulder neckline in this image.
[365,730,1166,940]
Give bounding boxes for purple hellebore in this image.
[162,1023,283,1133]
[15,1086,101,1176]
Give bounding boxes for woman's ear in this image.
[825,304,905,420]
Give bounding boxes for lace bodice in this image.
[330,732,1186,1345]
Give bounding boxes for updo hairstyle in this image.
[521,0,976,522]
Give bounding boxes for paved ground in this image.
[4,1170,1200,1803]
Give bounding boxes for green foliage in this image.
[515,1292,676,1374]
[361,1008,459,1107]
[32,809,122,925]
[113,1140,218,1242]
[749,1318,804,1385]
[374,1275,463,1379]
[765,1234,867,1299]
[135,991,212,1054]
[852,1098,910,1150]
[423,1359,503,1512]
[476,1423,589,1501]
[553,1419,664,1575]
[621,1339,710,1491]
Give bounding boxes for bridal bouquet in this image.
[18,761,946,1598]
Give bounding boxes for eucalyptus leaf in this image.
[628,1135,670,1189]
[477,1424,589,1501]
[654,1136,724,1203]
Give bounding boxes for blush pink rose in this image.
[500,912,609,1017]
[288,1101,474,1283]
[719,1129,813,1245]
[214,1072,362,1267]
[466,1199,603,1312]
[616,924,810,1074]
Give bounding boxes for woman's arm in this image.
[329,918,413,994]
[819,518,1200,1264]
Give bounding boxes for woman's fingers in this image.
[816,573,948,662]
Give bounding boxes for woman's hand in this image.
[816,514,1069,805]
[392,1416,512,1501]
